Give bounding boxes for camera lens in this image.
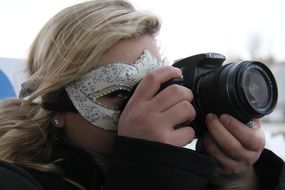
[196,61,278,125]
[243,69,269,108]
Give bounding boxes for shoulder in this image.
[50,140,105,189]
[26,168,85,190]
[0,141,105,190]
[0,159,87,190]
[0,160,44,190]
[46,140,105,190]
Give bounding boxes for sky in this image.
[0,0,285,63]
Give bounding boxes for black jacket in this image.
[0,136,284,190]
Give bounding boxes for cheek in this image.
[64,113,97,145]
[64,113,115,154]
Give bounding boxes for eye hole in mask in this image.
[97,89,131,110]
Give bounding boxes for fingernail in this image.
[220,114,230,125]
[172,67,182,74]
[246,121,256,128]
[206,113,217,121]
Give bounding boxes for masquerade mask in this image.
[65,50,169,131]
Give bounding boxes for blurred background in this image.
[0,0,284,159]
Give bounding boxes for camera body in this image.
[167,53,278,137]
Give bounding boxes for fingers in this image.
[198,113,266,181]
[205,114,243,158]
[118,66,197,147]
[152,84,193,112]
[162,100,196,127]
[205,114,265,152]
[131,66,182,101]
[202,113,265,166]
[252,119,261,129]
[200,133,249,176]
[198,131,260,181]
[169,127,195,147]
[219,114,265,151]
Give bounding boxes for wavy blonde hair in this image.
[0,0,160,171]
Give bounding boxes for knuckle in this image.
[170,85,193,100]
[226,141,241,154]
[180,100,190,107]
[145,72,159,84]
[244,133,256,148]
[247,137,265,151]
[170,84,184,93]
[179,101,191,112]
[242,154,257,165]
[181,101,195,114]
[243,130,265,151]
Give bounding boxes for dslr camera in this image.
[164,53,278,137]
[123,53,278,137]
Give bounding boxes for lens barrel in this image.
[196,61,278,124]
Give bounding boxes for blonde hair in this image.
[0,0,160,171]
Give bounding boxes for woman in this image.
[0,0,283,189]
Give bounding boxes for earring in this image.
[52,115,64,128]
[54,119,60,126]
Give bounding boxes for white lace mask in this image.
[65,50,169,131]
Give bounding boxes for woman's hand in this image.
[196,114,265,189]
[118,66,196,147]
